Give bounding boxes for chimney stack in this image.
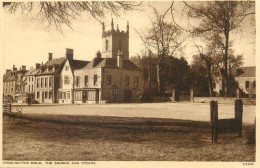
[117,50,123,68]
[66,48,74,60]
[49,53,53,61]
[21,65,26,71]
[36,63,41,70]
[13,65,17,71]
[96,50,102,58]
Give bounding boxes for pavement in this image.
[17,102,256,124]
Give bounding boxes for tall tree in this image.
[136,7,185,95]
[182,1,255,97]
[3,2,141,31]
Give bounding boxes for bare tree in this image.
[181,1,255,97]
[136,7,185,95]
[3,1,141,31]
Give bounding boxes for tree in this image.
[3,1,141,31]
[136,7,185,95]
[182,1,255,97]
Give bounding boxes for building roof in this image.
[3,71,12,82]
[234,66,255,78]
[83,57,140,71]
[69,59,89,70]
[36,57,66,76]
[5,75,16,82]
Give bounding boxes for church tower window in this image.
[106,40,109,51]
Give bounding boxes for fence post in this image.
[235,99,243,137]
[210,100,218,143]
[190,89,194,102]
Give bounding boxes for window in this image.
[29,85,30,91]
[49,91,52,99]
[64,75,70,84]
[107,75,111,85]
[106,40,109,50]
[112,89,119,99]
[45,78,48,88]
[37,78,40,88]
[49,77,52,87]
[32,85,34,92]
[245,81,249,88]
[118,39,122,50]
[29,76,30,82]
[65,65,69,71]
[253,81,256,88]
[125,76,129,86]
[64,92,66,99]
[45,91,48,99]
[94,74,98,85]
[37,92,40,99]
[85,75,88,86]
[41,78,44,88]
[32,77,34,81]
[76,76,80,87]
[67,92,70,99]
[134,77,139,87]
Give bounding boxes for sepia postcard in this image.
[0,0,258,167]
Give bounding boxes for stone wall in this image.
[193,97,256,105]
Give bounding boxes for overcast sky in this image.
[2,1,255,71]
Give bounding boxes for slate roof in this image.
[234,66,255,77]
[3,71,12,82]
[36,57,66,76]
[83,57,140,71]
[27,69,40,76]
[69,59,89,70]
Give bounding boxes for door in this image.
[82,91,87,103]
[42,91,44,103]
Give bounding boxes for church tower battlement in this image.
[101,19,129,60]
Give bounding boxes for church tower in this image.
[101,19,129,60]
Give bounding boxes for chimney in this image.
[36,63,41,70]
[13,65,17,71]
[117,50,123,68]
[96,50,101,58]
[6,69,11,73]
[48,53,53,61]
[66,48,74,60]
[22,65,26,71]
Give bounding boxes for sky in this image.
[2,1,256,71]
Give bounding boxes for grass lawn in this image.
[2,114,255,161]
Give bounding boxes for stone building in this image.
[23,63,41,100]
[35,53,66,103]
[57,49,88,104]
[235,66,256,98]
[213,66,256,98]
[74,20,143,104]
[3,66,16,102]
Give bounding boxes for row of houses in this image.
[3,21,144,104]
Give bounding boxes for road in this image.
[19,102,256,124]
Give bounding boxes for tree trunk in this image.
[156,64,161,94]
[224,2,230,97]
[205,63,213,97]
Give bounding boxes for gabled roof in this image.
[3,71,12,82]
[234,66,255,77]
[83,57,140,71]
[69,59,89,70]
[37,57,66,76]
[5,75,16,82]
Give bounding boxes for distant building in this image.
[57,49,88,104]
[3,19,143,104]
[35,53,66,103]
[23,63,41,100]
[74,20,143,104]
[234,66,256,98]
[214,66,256,98]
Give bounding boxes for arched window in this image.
[106,40,109,51]
[118,39,122,50]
